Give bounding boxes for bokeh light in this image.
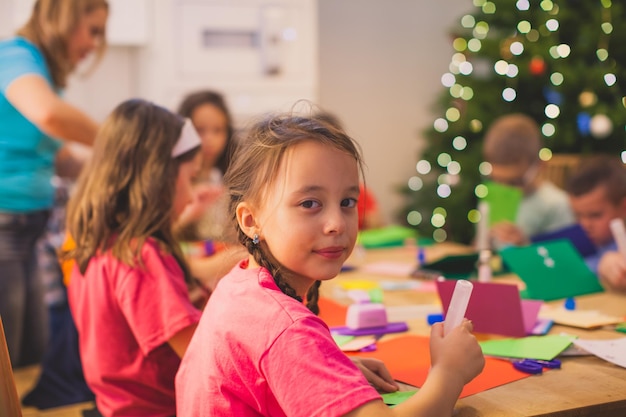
[416,160,432,175]
[408,176,423,191]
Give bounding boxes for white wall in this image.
[134,0,318,122]
[318,0,473,224]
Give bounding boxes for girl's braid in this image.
[243,234,322,314]
[305,280,321,315]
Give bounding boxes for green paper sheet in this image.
[332,335,354,347]
[500,239,605,301]
[500,239,604,301]
[480,335,574,360]
[357,226,417,249]
[381,390,418,406]
[482,181,523,225]
[368,288,384,303]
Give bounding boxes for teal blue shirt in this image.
[0,37,62,212]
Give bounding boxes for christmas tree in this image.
[401,0,626,245]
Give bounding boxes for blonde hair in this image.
[17,0,108,88]
[224,112,364,314]
[483,113,541,165]
[65,99,200,281]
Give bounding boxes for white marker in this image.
[476,201,490,251]
[478,249,492,283]
[443,279,473,336]
[610,218,626,260]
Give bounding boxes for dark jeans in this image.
[21,298,95,409]
[0,210,50,368]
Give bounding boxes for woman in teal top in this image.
[0,0,108,368]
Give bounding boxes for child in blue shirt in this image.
[566,155,626,287]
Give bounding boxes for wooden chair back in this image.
[0,316,22,417]
[540,153,583,190]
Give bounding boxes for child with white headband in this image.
[64,99,204,417]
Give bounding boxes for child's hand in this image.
[429,320,485,386]
[349,357,399,393]
[177,184,224,226]
[491,221,528,246]
[598,251,626,292]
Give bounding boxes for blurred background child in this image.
[174,89,248,293]
[21,147,96,409]
[566,155,626,289]
[175,89,237,241]
[482,113,574,247]
[176,112,484,417]
[65,99,203,417]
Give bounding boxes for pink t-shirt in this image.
[176,260,380,417]
[68,238,201,417]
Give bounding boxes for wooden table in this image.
[322,243,626,417]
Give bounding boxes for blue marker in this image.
[417,247,426,265]
[564,297,576,311]
[427,313,444,326]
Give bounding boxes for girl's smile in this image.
[314,246,348,259]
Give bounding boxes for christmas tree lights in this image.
[401,0,626,244]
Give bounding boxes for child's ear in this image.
[236,201,259,240]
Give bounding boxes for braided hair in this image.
[224,109,363,315]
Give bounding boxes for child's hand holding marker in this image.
[610,218,626,260]
[428,279,484,388]
[430,279,484,388]
[599,219,626,292]
[443,279,473,336]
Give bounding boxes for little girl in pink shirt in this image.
[176,111,485,416]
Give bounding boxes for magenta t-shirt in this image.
[176,259,381,417]
[68,238,201,417]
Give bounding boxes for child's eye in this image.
[301,200,321,209]
[341,198,357,208]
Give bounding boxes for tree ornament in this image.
[590,114,613,139]
[577,113,591,135]
[578,91,597,108]
[529,56,546,76]
[543,87,562,105]
[500,38,515,59]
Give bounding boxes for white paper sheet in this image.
[573,337,626,368]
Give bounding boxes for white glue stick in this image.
[610,218,626,260]
[443,279,473,336]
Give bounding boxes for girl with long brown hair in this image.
[66,98,203,417]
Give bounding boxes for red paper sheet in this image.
[318,297,530,397]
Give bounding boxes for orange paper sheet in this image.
[318,297,348,327]
[318,298,530,397]
[348,335,530,397]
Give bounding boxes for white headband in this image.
[171,119,202,158]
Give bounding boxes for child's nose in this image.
[324,208,346,234]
